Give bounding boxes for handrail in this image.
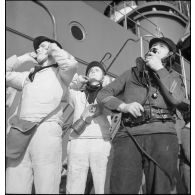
[125,2,165,37]
[158,1,189,20]
[100,52,112,64]
[103,1,189,38]
[6,26,118,79]
[103,1,157,38]
[125,2,159,30]
[6,26,34,41]
[133,10,187,26]
[179,49,188,98]
[32,0,57,40]
[106,35,189,79]
[106,38,140,71]
[107,1,189,23]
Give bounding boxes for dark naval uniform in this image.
[97,44,189,193]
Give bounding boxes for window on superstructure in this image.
[69,21,86,41]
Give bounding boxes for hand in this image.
[145,53,164,71]
[69,74,89,90]
[29,52,37,60]
[18,52,37,64]
[119,102,144,118]
[48,43,73,60]
[78,75,89,85]
[47,43,58,55]
[81,104,102,122]
[48,42,65,55]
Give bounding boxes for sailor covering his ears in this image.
[66,61,112,194]
[6,36,77,194]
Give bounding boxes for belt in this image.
[122,107,175,127]
[149,108,173,120]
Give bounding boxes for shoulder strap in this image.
[38,104,62,125]
[16,91,23,117]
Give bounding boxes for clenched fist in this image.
[119,102,144,118]
[18,52,38,64]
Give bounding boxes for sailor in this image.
[66,61,112,194]
[97,37,190,194]
[6,36,77,194]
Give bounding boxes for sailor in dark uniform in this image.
[97,37,190,194]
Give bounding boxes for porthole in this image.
[69,21,86,41]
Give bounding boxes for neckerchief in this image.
[28,63,58,82]
[84,87,102,104]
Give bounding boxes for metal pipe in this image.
[179,49,188,99]
[186,3,190,18]
[137,20,140,37]
[100,52,112,64]
[140,36,143,58]
[125,1,165,37]
[113,2,116,21]
[178,1,182,13]
[125,1,159,29]
[123,1,127,30]
[106,38,140,71]
[32,0,57,40]
[6,26,118,78]
[6,26,34,41]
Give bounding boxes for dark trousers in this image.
[180,126,190,193]
[110,133,179,194]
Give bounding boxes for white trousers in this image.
[6,121,62,194]
[66,139,111,194]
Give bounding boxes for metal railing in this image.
[6,1,190,97]
[103,1,158,38]
[103,1,189,97]
[32,0,57,40]
[106,38,140,71]
[6,26,34,41]
[105,33,189,97]
[159,0,190,18]
[6,26,118,79]
[179,50,188,98]
[103,1,189,38]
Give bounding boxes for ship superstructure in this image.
[6,1,190,193]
